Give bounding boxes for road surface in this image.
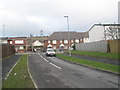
[28,52,119,88]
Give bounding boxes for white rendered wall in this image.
[83,37,90,43]
[118,1,120,23]
[89,26,105,42]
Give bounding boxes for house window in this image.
[71,40,73,43]
[52,40,57,44]
[84,38,89,43]
[64,40,68,44]
[19,46,24,50]
[60,40,62,43]
[10,41,12,44]
[48,40,50,44]
[75,39,79,43]
[80,39,83,41]
[15,40,24,44]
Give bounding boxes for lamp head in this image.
[64,16,68,18]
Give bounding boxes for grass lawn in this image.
[65,50,120,59]
[57,54,120,73]
[2,54,35,89]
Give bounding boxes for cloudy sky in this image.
[0,0,119,37]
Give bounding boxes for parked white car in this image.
[46,49,56,56]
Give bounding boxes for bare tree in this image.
[105,26,119,40]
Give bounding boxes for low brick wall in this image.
[0,44,15,58]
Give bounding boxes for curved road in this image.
[28,52,119,88]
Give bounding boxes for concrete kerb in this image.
[56,57,120,76]
[27,54,39,89]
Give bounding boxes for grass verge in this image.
[57,54,120,73]
[65,50,120,59]
[2,54,35,89]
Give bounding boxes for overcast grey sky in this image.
[0,0,119,37]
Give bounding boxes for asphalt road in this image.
[28,52,119,88]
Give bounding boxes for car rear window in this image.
[47,50,54,52]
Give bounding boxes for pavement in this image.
[64,53,119,65]
[28,52,119,88]
[2,54,21,80]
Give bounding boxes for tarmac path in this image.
[2,55,21,80]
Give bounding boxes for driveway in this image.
[28,52,119,88]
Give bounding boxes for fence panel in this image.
[108,40,120,54]
[76,40,108,53]
[0,44,2,59]
[1,44,15,58]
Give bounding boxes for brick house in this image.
[44,31,88,51]
[7,37,27,53]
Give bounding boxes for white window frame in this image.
[15,40,24,44]
[80,39,83,41]
[48,40,50,44]
[52,40,57,44]
[64,40,68,44]
[75,39,79,43]
[10,41,12,44]
[60,40,62,43]
[19,46,24,50]
[71,40,73,43]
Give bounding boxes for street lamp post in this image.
[3,25,5,38]
[64,15,71,56]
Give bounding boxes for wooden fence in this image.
[76,40,120,54]
[0,44,15,58]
